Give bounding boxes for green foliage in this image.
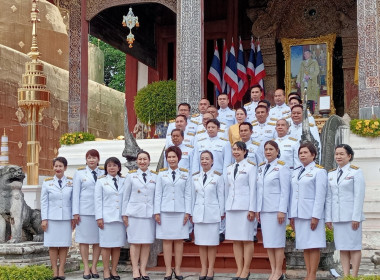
[59,132,95,145]
[134,80,177,124]
[286,224,334,242]
[89,35,126,92]
[0,265,53,280]
[350,119,380,137]
[344,276,380,280]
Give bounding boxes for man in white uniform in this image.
[269,89,291,121]
[217,93,236,129]
[191,98,210,124]
[195,113,226,140]
[244,84,263,123]
[166,103,198,136]
[251,105,276,145]
[164,129,194,172]
[165,115,195,148]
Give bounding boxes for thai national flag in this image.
[224,38,239,105]
[237,37,248,102]
[208,41,222,95]
[255,42,266,98]
[247,37,257,86]
[221,39,230,94]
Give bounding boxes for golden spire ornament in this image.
[17,0,50,185]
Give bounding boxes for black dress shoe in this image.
[58,277,66,280]
[231,277,239,280]
[277,275,284,280]
[104,278,112,280]
[206,275,214,280]
[199,276,207,280]
[219,233,225,243]
[253,235,258,243]
[133,277,141,280]
[164,271,173,280]
[173,270,183,280]
[141,276,150,280]
[91,273,100,278]
[110,274,121,280]
[83,274,92,279]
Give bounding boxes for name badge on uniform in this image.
[183,152,188,155]
[184,139,190,142]
[306,174,313,177]
[265,130,272,133]
[163,175,168,177]
[82,178,87,182]
[180,175,188,180]
[210,181,216,185]
[284,145,291,147]
[329,177,333,181]
[345,176,353,180]
[133,175,138,178]
[274,168,279,171]
[194,178,199,181]
[67,181,73,187]
[49,184,53,186]
[149,180,156,183]
[239,171,247,174]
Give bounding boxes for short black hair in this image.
[291,104,303,112]
[289,96,302,105]
[255,104,269,113]
[239,122,253,131]
[53,157,67,167]
[236,107,247,116]
[233,141,248,158]
[165,146,182,161]
[206,119,221,128]
[137,151,151,161]
[171,128,184,138]
[178,103,191,110]
[335,144,355,162]
[258,99,271,109]
[298,142,317,160]
[250,84,263,92]
[264,140,281,158]
[104,157,122,176]
[176,114,187,122]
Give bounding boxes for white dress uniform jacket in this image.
[325,164,366,223]
[122,169,157,218]
[154,168,192,215]
[192,136,232,175]
[166,119,198,136]
[289,162,327,219]
[72,166,105,216]
[225,159,257,212]
[190,113,203,125]
[275,136,300,169]
[244,101,259,123]
[244,140,261,165]
[218,107,236,128]
[256,160,290,213]
[41,175,74,221]
[284,110,316,125]
[165,128,195,148]
[269,104,291,121]
[192,170,225,223]
[94,174,126,223]
[164,143,194,172]
[251,121,276,144]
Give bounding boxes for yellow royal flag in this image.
[354,52,359,85]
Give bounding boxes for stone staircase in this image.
[153,229,283,273]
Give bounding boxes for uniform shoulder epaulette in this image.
[252,122,258,126]
[190,120,200,125]
[192,113,200,117]
[150,170,158,175]
[267,122,276,126]
[308,113,312,117]
[159,168,168,172]
[77,166,86,170]
[259,161,266,167]
[285,115,291,119]
[187,132,195,136]
[218,129,225,133]
[179,168,189,172]
[220,137,229,141]
[169,119,175,123]
[328,168,336,172]
[251,141,260,146]
[252,119,258,123]
[244,102,252,106]
[214,170,222,176]
[192,171,200,176]
[198,137,207,141]
[67,176,73,180]
[283,110,290,114]
[309,123,315,127]
[288,137,298,141]
[247,160,256,166]
[185,144,194,148]
[98,166,104,170]
[197,130,205,134]
[270,118,278,121]
[315,164,324,169]
[98,175,106,179]
[128,169,137,173]
[277,160,285,166]
[350,165,359,170]
[44,177,53,181]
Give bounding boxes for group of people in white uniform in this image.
[40,85,365,280]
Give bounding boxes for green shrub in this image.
[59,132,95,145]
[286,224,334,242]
[0,265,53,280]
[134,80,176,124]
[344,276,380,280]
[350,119,380,137]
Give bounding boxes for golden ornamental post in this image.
[17,0,50,185]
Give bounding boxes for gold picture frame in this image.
[281,34,336,115]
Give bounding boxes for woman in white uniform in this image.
[256,141,290,280]
[289,142,327,280]
[41,157,75,280]
[192,150,225,280]
[72,149,104,279]
[95,157,126,280]
[154,146,192,280]
[122,151,157,280]
[225,141,257,280]
[325,144,365,277]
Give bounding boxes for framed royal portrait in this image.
[281,34,336,115]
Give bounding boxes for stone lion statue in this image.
[0,165,43,243]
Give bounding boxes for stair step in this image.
[147,267,273,274]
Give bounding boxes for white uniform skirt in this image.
[333,221,362,250]
[194,222,220,246]
[44,220,72,247]
[127,216,155,244]
[225,210,256,241]
[294,218,326,249]
[156,212,188,240]
[75,215,99,244]
[99,221,126,248]
[260,212,286,248]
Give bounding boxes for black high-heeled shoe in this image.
[277,275,284,280]
[164,270,173,280]
[110,273,121,280]
[238,272,250,280]
[199,276,207,280]
[173,269,184,280]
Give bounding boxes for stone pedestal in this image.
[22,185,41,210]
[0,242,79,271]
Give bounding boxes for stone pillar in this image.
[259,37,277,102]
[176,0,203,113]
[357,0,380,119]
